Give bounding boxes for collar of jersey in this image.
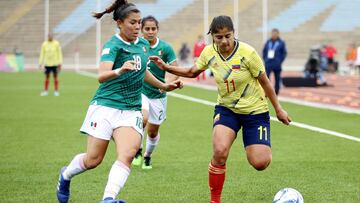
[115,34,139,45]
[214,40,239,61]
[150,37,160,49]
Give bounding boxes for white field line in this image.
[184,82,360,115]
[77,71,360,142]
[168,92,360,143]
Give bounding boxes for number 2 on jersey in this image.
[225,79,235,93]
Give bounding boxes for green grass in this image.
[0,72,359,202]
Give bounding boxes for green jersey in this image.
[91,35,150,110]
[142,38,176,99]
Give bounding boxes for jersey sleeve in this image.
[38,42,45,65]
[165,44,177,64]
[100,42,118,63]
[195,46,210,70]
[247,50,266,78]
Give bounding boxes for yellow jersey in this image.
[38,40,63,66]
[196,41,269,115]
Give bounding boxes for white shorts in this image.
[141,94,167,125]
[80,105,143,140]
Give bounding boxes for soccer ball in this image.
[273,188,304,203]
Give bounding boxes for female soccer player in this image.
[56,1,182,203]
[131,15,178,169]
[150,15,291,203]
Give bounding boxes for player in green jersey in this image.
[131,15,178,169]
[56,1,182,203]
[150,15,291,203]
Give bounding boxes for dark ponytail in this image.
[207,15,234,34]
[92,0,139,21]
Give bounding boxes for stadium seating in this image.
[0,0,360,68]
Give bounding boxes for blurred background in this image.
[1,0,360,71]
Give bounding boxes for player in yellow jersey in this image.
[38,33,63,96]
[150,15,291,203]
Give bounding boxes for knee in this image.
[84,154,103,169]
[212,146,229,165]
[147,130,158,138]
[250,156,272,171]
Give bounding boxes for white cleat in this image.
[54,91,60,96]
[40,91,48,96]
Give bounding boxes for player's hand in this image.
[115,60,137,75]
[149,56,167,71]
[276,108,291,125]
[161,79,183,92]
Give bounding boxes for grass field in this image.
[0,72,359,202]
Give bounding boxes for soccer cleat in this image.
[100,197,126,203]
[142,156,152,170]
[40,91,48,96]
[131,148,142,166]
[54,91,60,96]
[56,167,71,203]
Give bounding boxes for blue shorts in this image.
[45,66,59,74]
[213,105,271,147]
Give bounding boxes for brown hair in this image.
[92,0,139,21]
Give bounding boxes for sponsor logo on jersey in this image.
[101,48,110,55]
[143,46,147,53]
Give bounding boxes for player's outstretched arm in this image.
[149,56,203,78]
[257,73,292,125]
[98,60,136,83]
[144,69,183,92]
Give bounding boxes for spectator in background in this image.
[324,43,337,72]
[262,28,287,95]
[178,42,190,65]
[38,33,63,96]
[193,35,206,80]
[345,43,357,75]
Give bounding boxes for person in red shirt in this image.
[193,35,206,80]
[324,43,337,72]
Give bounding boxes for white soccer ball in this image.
[273,188,304,203]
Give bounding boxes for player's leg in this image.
[53,66,60,96]
[132,95,149,166]
[57,105,113,203]
[142,123,160,169]
[142,97,166,169]
[102,127,141,201]
[41,67,50,96]
[209,125,236,203]
[273,69,281,95]
[57,136,109,203]
[242,112,272,171]
[209,106,239,203]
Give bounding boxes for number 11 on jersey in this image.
[258,126,267,141]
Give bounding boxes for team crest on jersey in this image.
[158,50,163,56]
[232,64,241,70]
